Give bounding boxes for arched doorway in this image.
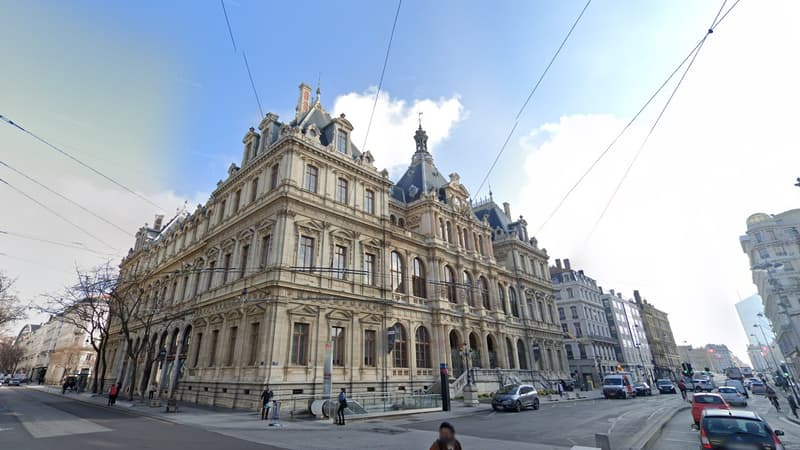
[449,330,464,377]
[517,339,528,370]
[506,338,516,369]
[468,332,481,369]
[487,335,498,369]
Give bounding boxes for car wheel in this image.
[492,405,498,411]
[533,398,540,410]
[515,401,522,412]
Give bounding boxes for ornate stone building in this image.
[632,290,680,380]
[105,83,567,409]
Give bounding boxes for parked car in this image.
[750,380,767,395]
[491,384,540,412]
[655,379,676,394]
[691,393,730,425]
[723,379,749,398]
[699,409,784,449]
[717,386,747,407]
[633,383,652,396]
[693,379,715,392]
[9,378,21,386]
[603,373,635,399]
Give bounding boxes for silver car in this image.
[491,384,540,412]
[717,386,747,406]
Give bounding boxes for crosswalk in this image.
[0,387,110,439]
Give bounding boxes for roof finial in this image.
[314,72,322,103]
[488,183,493,200]
[418,111,423,129]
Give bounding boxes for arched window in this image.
[517,339,528,370]
[462,271,474,307]
[509,287,520,317]
[392,323,408,368]
[390,251,405,293]
[439,218,446,240]
[498,283,507,314]
[412,258,426,298]
[443,266,456,303]
[462,228,470,250]
[415,326,431,368]
[506,338,516,369]
[478,277,490,309]
[390,215,397,225]
[446,222,453,244]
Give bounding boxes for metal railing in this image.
[280,391,442,418]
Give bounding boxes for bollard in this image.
[595,433,611,450]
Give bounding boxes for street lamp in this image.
[750,333,772,372]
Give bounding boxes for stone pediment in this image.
[330,228,355,241]
[359,313,384,324]
[245,303,267,316]
[192,317,209,327]
[326,309,352,321]
[225,309,243,321]
[295,219,324,234]
[208,313,224,325]
[288,304,318,317]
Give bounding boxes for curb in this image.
[628,405,689,450]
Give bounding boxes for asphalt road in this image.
[652,393,800,450]
[403,391,687,448]
[0,387,281,450]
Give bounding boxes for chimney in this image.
[564,258,571,270]
[296,82,312,117]
[633,290,642,303]
[555,259,562,269]
[599,286,604,294]
[502,202,511,218]
[153,214,164,231]
[609,289,615,296]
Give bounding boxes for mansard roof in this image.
[391,125,449,203]
[473,200,512,231]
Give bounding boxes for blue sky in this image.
[4,0,800,361]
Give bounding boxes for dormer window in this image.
[337,130,348,154]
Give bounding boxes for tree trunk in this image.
[91,338,104,394]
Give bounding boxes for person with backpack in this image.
[108,383,118,406]
[260,385,274,421]
[336,388,347,425]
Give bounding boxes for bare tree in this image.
[39,264,114,394]
[0,271,25,331]
[0,341,24,374]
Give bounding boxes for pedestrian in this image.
[557,380,564,398]
[62,380,69,395]
[260,384,274,420]
[429,421,463,450]
[677,379,687,400]
[148,382,157,400]
[788,394,799,419]
[336,388,347,425]
[108,383,118,406]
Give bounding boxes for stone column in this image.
[480,333,490,368]
[166,327,187,400]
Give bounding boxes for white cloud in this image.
[0,172,206,332]
[333,88,465,172]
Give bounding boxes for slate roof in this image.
[391,126,448,203]
[473,200,512,231]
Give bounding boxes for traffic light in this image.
[780,363,790,379]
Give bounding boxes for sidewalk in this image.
[29,385,573,450]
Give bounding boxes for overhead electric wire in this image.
[0,114,165,211]
[0,230,118,258]
[0,160,132,237]
[536,0,741,235]
[585,0,741,240]
[0,177,117,251]
[472,0,592,199]
[219,0,264,117]
[361,0,403,152]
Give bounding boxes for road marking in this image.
[0,427,13,431]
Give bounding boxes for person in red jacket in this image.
[108,383,118,406]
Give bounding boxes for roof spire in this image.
[413,118,429,156]
[314,73,322,104]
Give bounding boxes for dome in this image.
[746,213,771,227]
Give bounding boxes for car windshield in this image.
[497,385,519,394]
[704,417,770,438]
[604,378,622,386]
[718,387,736,393]
[695,395,724,404]
[656,380,671,385]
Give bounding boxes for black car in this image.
[655,379,676,394]
[700,409,784,449]
[633,383,652,396]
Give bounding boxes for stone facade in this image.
[105,83,568,409]
[550,258,619,388]
[602,290,655,383]
[633,291,680,380]
[15,317,95,384]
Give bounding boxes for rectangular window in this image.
[570,306,578,319]
[567,287,574,298]
[299,236,314,270]
[558,307,565,320]
[218,200,226,223]
[333,245,347,279]
[565,344,574,360]
[226,326,238,366]
[270,163,279,190]
[248,322,260,366]
[206,261,216,290]
[222,253,232,283]
[561,323,568,333]
[337,130,347,153]
[233,189,241,212]
[239,245,249,278]
[364,330,376,367]
[291,323,310,365]
[304,165,318,192]
[331,326,345,366]
[193,333,203,367]
[259,235,271,268]
[574,323,583,337]
[336,178,349,203]
[250,177,259,203]
[364,189,375,215]
[364,253,376,285]
[209,330,219,367]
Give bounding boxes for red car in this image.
[692,393,729,425]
